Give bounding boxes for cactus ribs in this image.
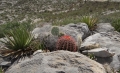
[56,35,77,52]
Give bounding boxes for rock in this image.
[33,50,43,55]
[63,23,91,40]
[0,61,11,67]
[0,61,11,72]
[95,23,115,33]
[82,48,115,57]
[88,0,120,2]
[0,38,7,64]
[81,42,100,51]
[0,37,17,69]
[32,27,41,39]
[40,34,58,51]
[77,23,91,39]
[32,23,90,41]
[64,23,77,27]
[0,36,15,47]
[32,23,90,51]
[103,63,114,73]
[32,24,52,37]
[0,56,4,64]
[0,38,6,49]
[5,51,106,73]
[80,32,120,71]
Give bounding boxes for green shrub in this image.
[53,17,81,26]
[112,19,120,32]
[87,53,96,60]
[0,21,34,38]
[4,26,33,50]
[0,26,35,63]
[80,16,98,31]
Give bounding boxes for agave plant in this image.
[112,19,120,32]
[80,16,98,31]
[0,26,35,63]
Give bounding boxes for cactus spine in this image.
[56,35,77,52]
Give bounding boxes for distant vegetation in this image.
[0,20,34,38]
[0,0,120,32]
[0,0,120,25]
[0,1,120,72]
[112,18,120,32]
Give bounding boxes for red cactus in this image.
[56,35,77,52]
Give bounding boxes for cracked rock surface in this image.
[5,51,106,73]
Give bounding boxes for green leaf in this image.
[3,25,33,51]
[81,16,98,31]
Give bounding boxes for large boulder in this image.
[5,51,106,73]
[80,31,120,71]
[32,23,90,51]
[95,23,115,33]
[82,48,115,57]
[32,24,52,39]
[32,23,90,41]
[62,23,90,40]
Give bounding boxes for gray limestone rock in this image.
[82,48,115,57]
[5,51,106,73]
[95,23,115,33]
[63,23,90,40]
[32,23,90,51]
[80,32,120,71]
[0,61,11,67]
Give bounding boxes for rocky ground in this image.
[5,51,106,73]
[1,0,120,73]
[0,0,82,24]
[0,22,119,73]
[1,0,120,25]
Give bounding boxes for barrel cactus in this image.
[51,26,59,36]
[56,35,77,52]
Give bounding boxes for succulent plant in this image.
[80,16,98,31]
[56,35,77,52]
[51,26,59,36]
[58,32,65,37]
[0,25,37,63]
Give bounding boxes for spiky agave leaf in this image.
[5,26,33,50]
[81,16,98,31]
[0,25,35,63]
[0,47,35,63]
